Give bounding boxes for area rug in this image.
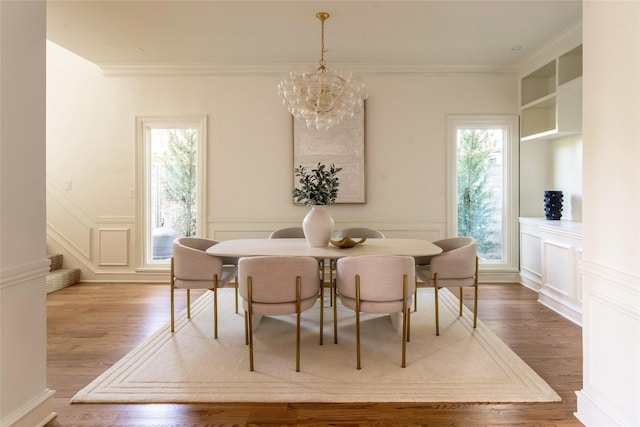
[71,288,560,403]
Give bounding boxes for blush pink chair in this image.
[334,255,415,369]
[415,237,478,336]
[170,237,238,338]
[238,256,323,372]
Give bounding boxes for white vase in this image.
[302,205,334,247]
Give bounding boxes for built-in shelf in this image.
[520,45,582,142]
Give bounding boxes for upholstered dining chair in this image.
[330,227,386,304]
[268,227,305,238]
[170,237,238,338]
[238,256,323,372]
[334,255,415,369]
[270,226,329,300]
[415,237,478,336]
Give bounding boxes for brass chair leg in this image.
[244,310,249,345]
[170,258,175,332]
[171,287,175,332]
[413,277,418,312]
[329,260,334,307]
[319,277,324,346]
[402,274,408,368]
[473,256,479,329]
[333,278,338,344]
[407,285,412,343]
[459,287,464,317]
[234,276,239,314]
[355,276,361,370]
[296,277,301,372]
[434,273,440,336]
[213,274,219,339]
[248,278,254,371]
[187,289,191,319]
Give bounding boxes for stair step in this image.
[46,268,80,293]
[47,254,64,272]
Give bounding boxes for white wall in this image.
[46,42,518,282]
[576,1,640,426]
[0,2,55,426]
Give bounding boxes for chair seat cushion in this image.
[416,265,475,287]
[338,295,409,314]
[174,265,237,289]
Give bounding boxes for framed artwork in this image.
[292,105,366,204]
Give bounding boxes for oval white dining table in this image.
[205,237,442,259]
[206,238,442,340]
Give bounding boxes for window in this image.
[447,115,519,272]
[136,117,207,269]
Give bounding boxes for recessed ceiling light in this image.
[133,46,144,52]
[511,45,522,51]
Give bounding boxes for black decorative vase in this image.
[544,191,563,220]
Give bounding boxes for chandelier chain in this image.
[318,13,326,71]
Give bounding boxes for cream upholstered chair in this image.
[238,256,323,372]
[270,226,329,296]
[330,228,385,302]
[415,237,478,336]
[170,237,238,338]
[268,227,305,238]
[334,255,415,369]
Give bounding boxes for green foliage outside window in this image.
[158,129,197,237]
[457,130,497,257]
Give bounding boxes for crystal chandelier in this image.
[277,12,368,131]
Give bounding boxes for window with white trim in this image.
[447,115,519,272]
[135,116,207,268]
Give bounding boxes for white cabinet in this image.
[520,45,582,142]
[519,217,582,325]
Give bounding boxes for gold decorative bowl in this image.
[329,236,367,248]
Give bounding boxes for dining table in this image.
[205,237,442,259]
[206,237,443,340]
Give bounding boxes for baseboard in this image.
[576,389,634,427]
[1,389,56,427]
[538,288,582,326]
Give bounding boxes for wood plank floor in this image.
[46,282,583,426]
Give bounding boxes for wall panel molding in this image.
[208,216,447,242]
[98,228,130,266]
[577,259,640,427]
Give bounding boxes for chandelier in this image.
[277,12,368,131]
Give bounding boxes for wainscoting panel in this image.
[542,240,573,297]
[520,231,542,289]
[576,260,640,427]
[208,217,447,243]
[98,228,129,266]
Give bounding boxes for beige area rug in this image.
[71,288,560,403]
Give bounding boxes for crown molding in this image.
[99,62,517,77]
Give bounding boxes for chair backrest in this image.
[269,227,305,238]
[172,237,223,281]
[334,227,385,239]
[238,256,320,315]
[336,256,415,312]
[430,237,477,282]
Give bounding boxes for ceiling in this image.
[46,1,582,73]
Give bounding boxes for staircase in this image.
[46,254,81,293]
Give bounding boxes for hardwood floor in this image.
[46,282,583,426]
